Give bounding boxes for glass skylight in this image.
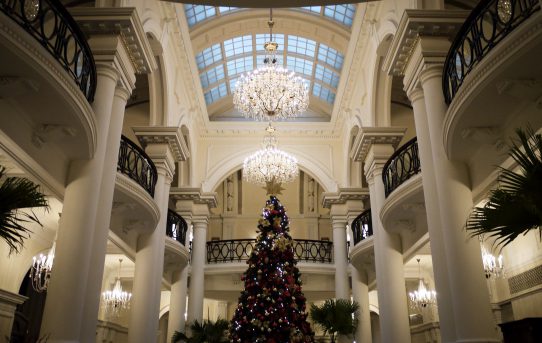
[195,33,345,106]
[184,4,356,28]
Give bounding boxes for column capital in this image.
[363,144,396,182]
[406,84,425,104]
[71,7,157,75]
[350,127,405,163]
[321,187,368,209]
[170,187,218,209]
[114,84,132,103]
[133,126,190,162]
[142,143,176,182]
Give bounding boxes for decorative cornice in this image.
[321,188,369,208]
[0,288,27,306]
[70,7,157,74]
[170,187,218,208]
[133,126,190,162]
[350,127,405,162]
[383,9,468,77]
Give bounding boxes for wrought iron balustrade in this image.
[166,209,188,246]
[351,208,373,245]
[0,0,97,102]
[443,0,540,104]
[383,137,421,197]
[117,135,157,197]
[206,239,333,264]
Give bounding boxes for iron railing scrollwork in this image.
[206,239,333,264]
[117,135,157,197]
[166,210,188,246]
[383,137,421,197]
[351,208,373,245]
[0,0,97,102]
[443,0,540,104]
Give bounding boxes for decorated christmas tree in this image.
[229,195,315,343]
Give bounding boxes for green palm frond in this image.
[310,299,359,341]
[172,319,229,343]
[466,126,542,247]
[0,166,49,253]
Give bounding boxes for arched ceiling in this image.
[180,4,359,122]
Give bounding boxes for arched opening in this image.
[10,269,47,342]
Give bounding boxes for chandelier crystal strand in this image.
[243,124,298,192]
[409,258,437,309]
[233,9,309,121]
[102,258,132,317]
[30,241,55,292]
[480,240,504,278]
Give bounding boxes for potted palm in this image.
[172,319,229,343]
[310,299,359,343]
[0,166,48,253]
[466,127,542,247]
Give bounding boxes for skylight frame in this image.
[194,33,345,107]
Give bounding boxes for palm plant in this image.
[309,299,359,343]
[0,166,48,253]
[172,319,229,343]
[466,126,542,247]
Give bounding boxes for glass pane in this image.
[314,64,340,88]
[323,4,356,27]
[195,44,222,70]
[226,56,254,77]
[286,56,313,76]
[317,43,344,70]
[204,82,228,104]
[313,83,336,104]
[200,64,225,89]
[224,35,253,58]
[184,4,216,27]
[287,35,317,57]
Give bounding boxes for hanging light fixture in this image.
[233,9,309,121]
[480,240,504,279]
[29,241,55,293]
[243,124,298,194]
[409,258,437,309]
[102,258,132,316]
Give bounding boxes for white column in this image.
[128,144,174,343]
[331,211,349,300]
[167,267,188,341]
[80,85,132,341]
[351,266,371,343]
[365,144,411,343]
[40,63,118,342]
[419,63,499,342]
[187,216,208,324]
[407,86,456,342]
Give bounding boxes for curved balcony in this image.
[383,137,421,197]
[166,210,188,245]
[206,239,333,264]
[0,0,96,102]
[443,0,540,104]
[351,208,373,245]
[117,135,157,197]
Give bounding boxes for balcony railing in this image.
[351,208,373,245]
[166,210,188,246]
[117,135,157,197]
[383,137,421,197]
[206,239,333,264]
[0,0,97,102]
[443,0,540,104]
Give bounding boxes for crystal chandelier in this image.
[30,241,55,293]
[409,258,437,309]
[243,124,299,194]
[481,241,504,279]
[233,9,309,121]
[102,259,132,316]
